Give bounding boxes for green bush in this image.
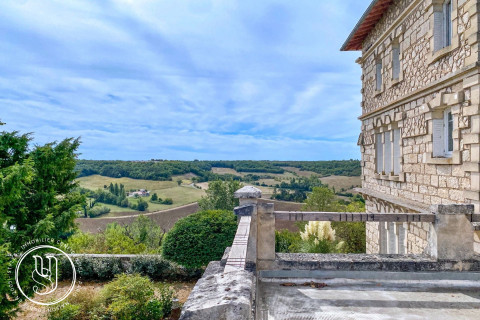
[275,229,302,253]
[331,222,366,253]
[87,205,110,218]
[58,255,201,281]
[48,275,174,320]
[102,274,174,320]
[162,210,237,268]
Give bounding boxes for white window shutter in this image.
[384,131,392,174]
[393,129,401,175]
[432,118,444,157]
[376,62,382,90]
[434,10,444,52]
[376,133,383,173]
[392,46,400,80]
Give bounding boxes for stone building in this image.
[341,0,480,254]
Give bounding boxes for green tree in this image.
[198,180,243,211]
[109,182,114,194]
[150,193,158,202]
[0,126,85,317]
[302,186,336,211]
[137,198,149,211]
[177,179,182,186]
[114,183,119,196]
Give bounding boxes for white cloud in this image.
[0,0,368,160]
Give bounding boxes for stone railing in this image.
[229,186,480,271]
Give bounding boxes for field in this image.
[76,175,205,216]
[319,175,362,191]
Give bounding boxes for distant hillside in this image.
[75,160,361,182]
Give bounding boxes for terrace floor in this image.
[257,277,480,320]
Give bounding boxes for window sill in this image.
[388,78,402,89]
[428,38,459,65]
[374,89,383,97]
[424,152,461,165]
[374,173,405,182]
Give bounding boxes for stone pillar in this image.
[398,223,407,254]
[234,186,262,271]
[379,222,388,254]
[256,202,275,271]
[426,204,476,260]
[387,222,397,254]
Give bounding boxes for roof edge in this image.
[340,0,384,52]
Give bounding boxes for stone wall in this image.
[360,0,477,115]
[357,0,480,254]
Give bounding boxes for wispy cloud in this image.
[0,0,367,160]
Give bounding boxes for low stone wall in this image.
[272,253,480,272]
[179,261,255,320]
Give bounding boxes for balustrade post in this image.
[256,202,275,270]
[426,204,475,260]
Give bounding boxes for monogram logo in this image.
[15,245,76,306]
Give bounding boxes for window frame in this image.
[375,124,402,178]
[375,59,383,92]
[443,0,452,48]
[444,108,453,158]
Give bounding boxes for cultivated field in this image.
[319,175,362,191]
[76,175,205,216]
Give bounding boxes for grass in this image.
[319,175,362,192]
[77,175,205,217]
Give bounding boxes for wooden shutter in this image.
[376,133,383,173]
[432,118,444,157]
[376,62,382,90]
[434,10,444,52]
[393,129,401,175]
[392,46,400,80]
[384,131,392,174]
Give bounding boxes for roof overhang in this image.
[340,0,394,51]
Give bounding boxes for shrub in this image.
[101,274,174,320]
[58,255,202,281]
[137,198,149,211]
[275,229,301,253]
[162,210,237,268]
[162,198,173,205]
[87,205,110,218]
[299,221,344,253]
[47,287,105,320]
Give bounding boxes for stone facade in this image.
[344,0,480,254]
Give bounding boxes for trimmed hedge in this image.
[161,210,237,269]
[58,255,202,281]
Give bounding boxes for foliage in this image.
[101,274,174,320]
[87,205,110,218]
[151,193,158,201]
[302,187,337,211]
[137,198,149,211]
[58,255,201,281]
[272,176,325,202]
[275,229,302,253]
[198,180,242,211]
[75,160,361,182]
[331,201,366,253]
[299,221,344,253]
[0,125,84,318]
[162,210,237,268]
[48,274,175,320]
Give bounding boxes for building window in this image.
[432,108,453,157]
[375,60,382,91]
[392,43,400,80]
[376,128,401,175]
[434,0,452,51]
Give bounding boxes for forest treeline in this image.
[75,159,360,182]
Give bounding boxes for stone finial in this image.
[234,186,262,199]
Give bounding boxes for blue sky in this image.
[0,0,367,160]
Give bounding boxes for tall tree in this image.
[0,124,85,318]
[198,180,243,211]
